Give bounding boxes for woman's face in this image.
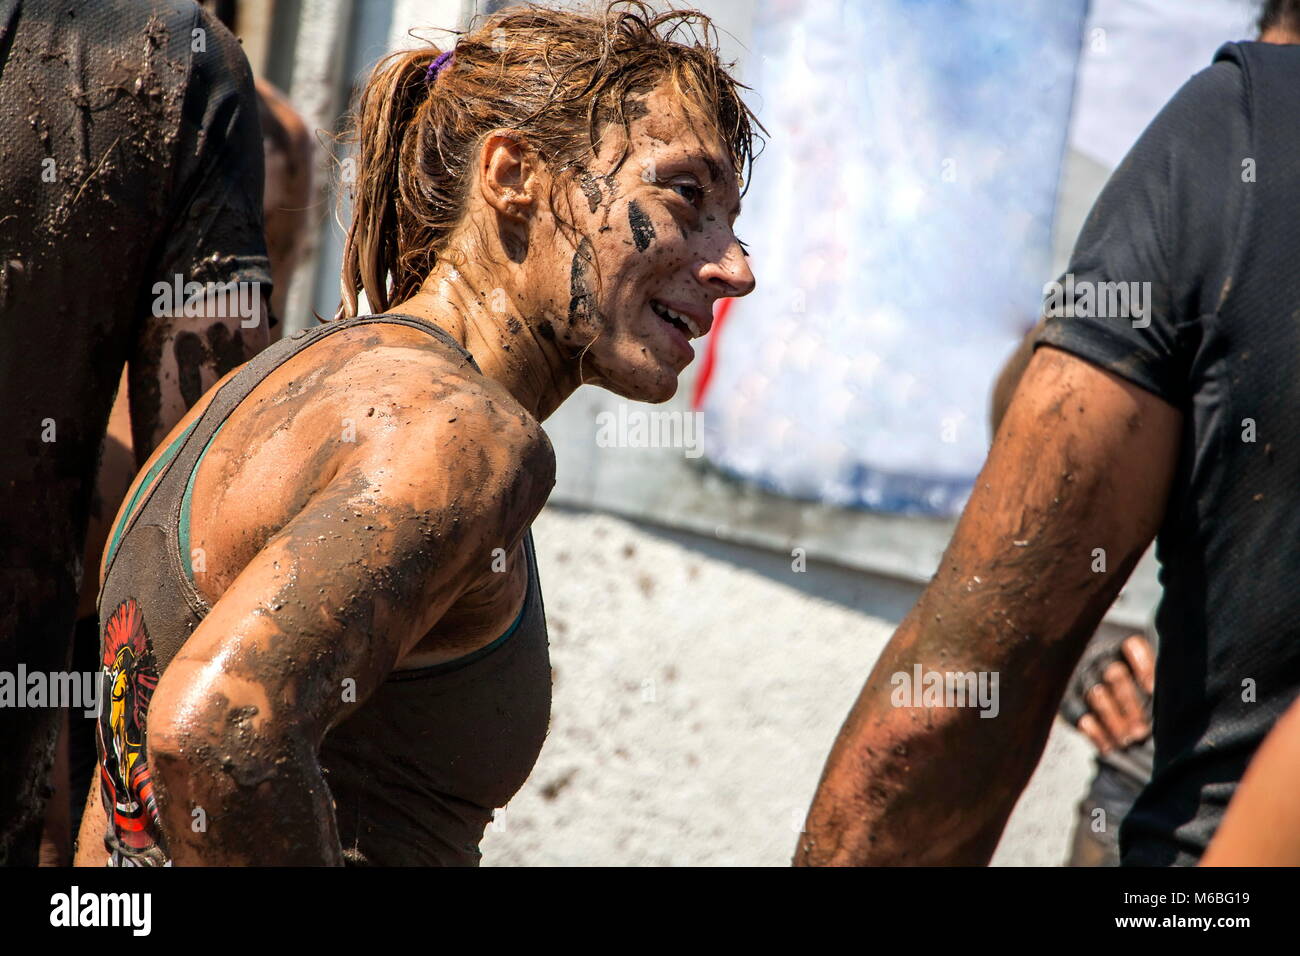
[535,85,756,403]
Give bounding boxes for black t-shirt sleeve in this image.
[148,4,271,304]
[1036,58,1251,406]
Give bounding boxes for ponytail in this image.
[337,46,446,318]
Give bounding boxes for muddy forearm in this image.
[130,302,270,461]
[146,612,352,865]
[798,349,1180,866]
[796,604,1068,866]
[149,720,343,866]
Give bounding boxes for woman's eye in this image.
[670,182,703,207]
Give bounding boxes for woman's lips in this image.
[649,301,696,363]
[650,299,707,337]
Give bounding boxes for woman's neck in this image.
[388,263,583,422]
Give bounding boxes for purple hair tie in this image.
[425,49,454,84]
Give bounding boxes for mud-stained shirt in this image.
[1037,42,1300,866]
[0,0,269,861]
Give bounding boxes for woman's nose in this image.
[699,240,756,298]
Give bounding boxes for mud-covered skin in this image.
[411,86,755,411]
[76,84,754,865]
[132,305,270,463]
[569,237,598,328]
[86,325,554,865]
[992,325,1155,756]
[796,348,1182,865]
[627,200,656,251]
[990,316,1047,435]
[577,170,605,214]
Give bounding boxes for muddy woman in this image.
[74,2,756,866]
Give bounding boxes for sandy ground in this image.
[481,506,1095,866]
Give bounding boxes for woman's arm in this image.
[145,394,553,865]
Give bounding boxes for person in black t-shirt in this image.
[0,0,271,865]
[1193,0,1300,870]
[799,34,1300,866]
[980,2,1300,869]
[43,0,314,866]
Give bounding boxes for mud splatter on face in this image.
[502,230,527,264]
[595,93,651,132]
[627,200,655,252]
[620,95,651,123]
[577,170,604,214]
[568,237,596,325]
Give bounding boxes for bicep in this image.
[154,462,462,744]
[151,408,552,743]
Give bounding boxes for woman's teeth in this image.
[651,301,702,338]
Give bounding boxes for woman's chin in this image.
[597,366,680,404]
[637,377,679,404]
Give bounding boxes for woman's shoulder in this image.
[322,316,504,405]
[331,348,554,527]
[318,317,553,475]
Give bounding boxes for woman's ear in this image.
[479,131,538,222]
